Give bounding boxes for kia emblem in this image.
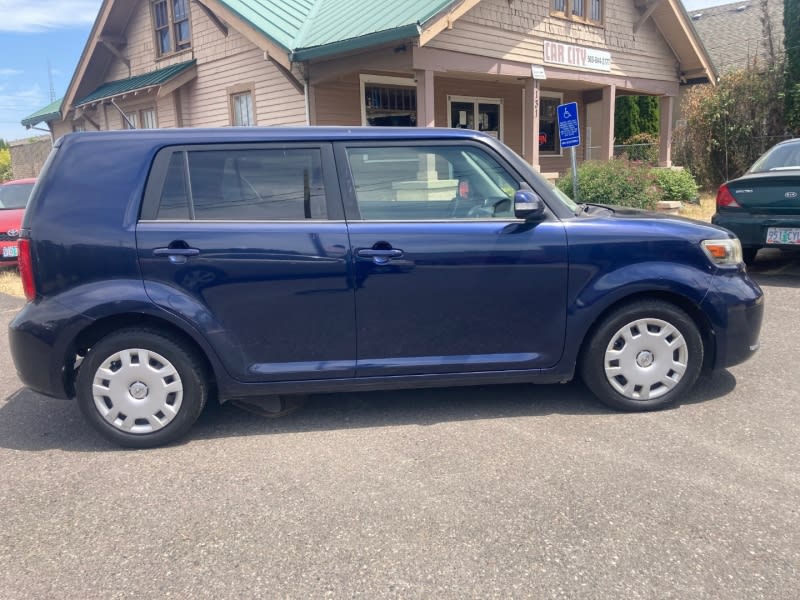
[786,192,798,198]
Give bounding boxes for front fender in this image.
[558,261,715,369]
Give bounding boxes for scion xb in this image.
[9,128,763,447]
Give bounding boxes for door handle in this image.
[356,248,404,264]
[153,247,200,264]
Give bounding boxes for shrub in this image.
[620,132,659,164]
[653,168,699,203]
[556,159,659,210]
[556,159,701,209]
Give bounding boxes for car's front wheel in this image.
[579,300,703,411]
[75,328,208,448]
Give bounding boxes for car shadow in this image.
[0,370,737,452]
[747,247,800,288]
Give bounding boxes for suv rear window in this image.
[154,148,327,220]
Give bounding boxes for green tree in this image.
[673,65,784,187]
[0,139,7,150]
[614,96,640,140]
[0,148,12,182]
[636,96,659,136]
[786,0,800,132]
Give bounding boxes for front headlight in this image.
[701,238,743,266]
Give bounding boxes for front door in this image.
[137,143,355,382]
[335,141,568,377]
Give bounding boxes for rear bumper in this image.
[702,268,764,369]
[712,213,800,249]
[9,299,93,399]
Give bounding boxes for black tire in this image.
[742,247,759,265]
[75,328,208,448]
[579,300,703,411]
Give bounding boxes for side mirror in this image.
[514,190,546,220]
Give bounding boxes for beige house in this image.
[24,0,714,175]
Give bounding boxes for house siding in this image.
[429,0,677,82]
[91,0,305,130]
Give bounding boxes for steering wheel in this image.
[466,196,511,218]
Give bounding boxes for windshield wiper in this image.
[575,203,615,216]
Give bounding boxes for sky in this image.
[0,0,747,143]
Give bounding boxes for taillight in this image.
[716,184,741,208]
[17,238,36,301]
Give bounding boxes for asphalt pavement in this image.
[0,251,798,599]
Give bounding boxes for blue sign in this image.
[557,102,580,148]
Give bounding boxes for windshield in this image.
[748,142,800,173]
[0,182,35,209]
[546,179,579,212]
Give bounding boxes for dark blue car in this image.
[9,128,764,447]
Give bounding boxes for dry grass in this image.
[679,192,717,222]
[0,268,23,298]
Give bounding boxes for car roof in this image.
[57,126,497,146]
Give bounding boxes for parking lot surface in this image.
[1,250,798,599]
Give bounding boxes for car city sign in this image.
[544,40,612,72]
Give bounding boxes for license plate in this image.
[2,245,18,258]
[766,227,800,245]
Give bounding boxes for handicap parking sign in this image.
[557,102,580,148]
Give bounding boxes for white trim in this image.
[359,74,417,127]
[446,95,504,141]
[539,91,564,157]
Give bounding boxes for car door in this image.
[137,142,356,382]
[334,140,569,377]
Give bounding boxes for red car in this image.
[0,178,36,265]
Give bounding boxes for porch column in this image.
[600,84,616,161]
[659,95,674,167]
[523,78,540,171]
[415,69,435,127]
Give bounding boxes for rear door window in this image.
[147,147,329,220]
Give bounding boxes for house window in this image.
[360,75,417,127]
[231,92,255,126]
[551,0,602,24]
[539,92,563,156]
[122,108,158,129]
[141,108,158,129]
[152,0,191,56]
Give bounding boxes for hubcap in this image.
[91,348,184,434]
[603,318,688,401]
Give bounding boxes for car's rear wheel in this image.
[579,300,703,411]
[75,328,208,448]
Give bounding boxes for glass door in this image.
[448,96,503,140]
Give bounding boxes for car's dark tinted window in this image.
[155,148,327,220]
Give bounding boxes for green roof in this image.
[74,60,197,107]
[219,0,457,60]
[21,97,63,128]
